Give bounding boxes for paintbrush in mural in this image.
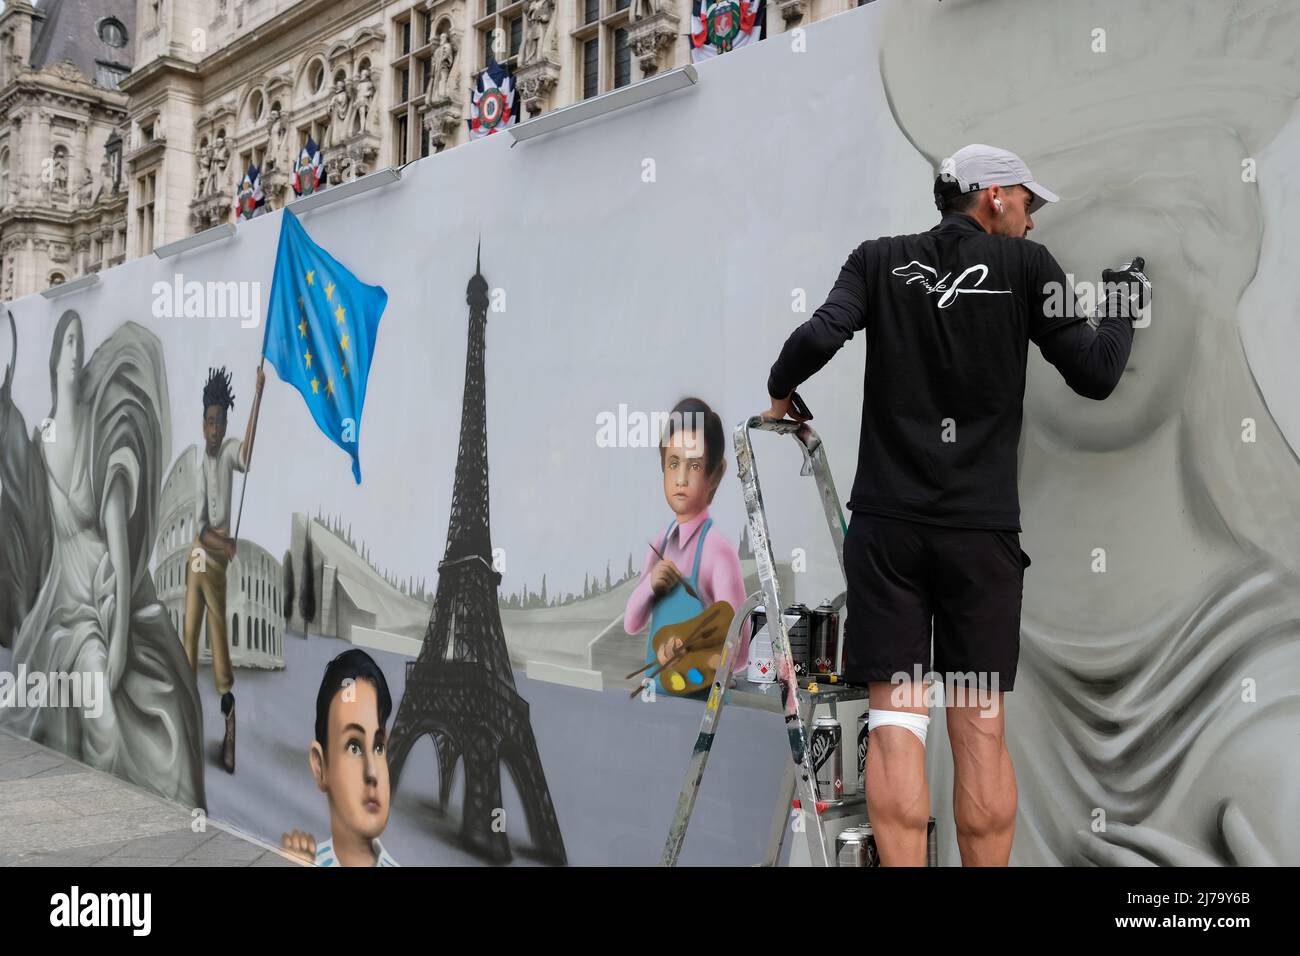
[647,540,702,601]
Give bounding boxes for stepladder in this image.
[661,415,868,867]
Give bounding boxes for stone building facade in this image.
[0,0,135,300]
[2,0,869,296]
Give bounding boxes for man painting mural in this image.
[183,366,265,773]
[762,145,1149,866]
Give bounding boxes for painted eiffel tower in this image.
[387,242,567,864]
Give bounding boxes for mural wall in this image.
[2,0,1300,866]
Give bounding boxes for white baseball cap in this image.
[938,144,1059,214]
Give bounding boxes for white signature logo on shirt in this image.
[891,261,1011,309]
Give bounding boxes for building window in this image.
[575,0,635,100]
[98,17,129,48]
[614,27,630,88]
[48,273,66,286]
[135,170,156,255]
[304,58,326,97]
[105,134,122,192]
[475,1,526,73]
[94,61,129,90]
[583,38,598,99]
[509,16,523,59]
[297,118,330,155]
[392,9,437,162]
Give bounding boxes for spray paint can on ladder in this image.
[810,715,843,806]
[836,820,938,867]
[810,599,841,679]
[856,711,868,797]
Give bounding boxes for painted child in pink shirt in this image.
[625,397,751,693]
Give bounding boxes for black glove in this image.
[1099,257,1151,320]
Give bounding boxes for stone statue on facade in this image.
[522,0,556,66]
[195,143,212,198]
[328,79,351,146]
[51,151,68,193]
[76,167,95,207]
[354,68,375,133]
[210,135,229,196]
[428,32,458,104]
[267,107,290,173]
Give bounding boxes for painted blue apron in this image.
[647,517,712,695]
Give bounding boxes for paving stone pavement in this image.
[0,727,300,868]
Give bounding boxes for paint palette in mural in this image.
[649,601,735,695]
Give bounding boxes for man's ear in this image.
[309,741,327,792]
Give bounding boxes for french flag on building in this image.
[293,135,326,196]
[467,61,519,140]
[235,163,265,220]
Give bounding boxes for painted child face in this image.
[203,403,227,458]
[317,679,391,848]
[662,429,713,519]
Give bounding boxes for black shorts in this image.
[841,510,1029,692]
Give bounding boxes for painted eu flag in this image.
[263,209,387,483]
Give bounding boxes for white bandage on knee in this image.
[867,709,931,747]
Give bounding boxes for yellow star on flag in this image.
[335,305,346,324]
[325,282,335,302]
[298,318,307,338]
[340,332,349,351]
[342,360,349,378]
[326,378,334,397]
[310,377,319,394]
[306,270,315,285]
[303,348,313,369]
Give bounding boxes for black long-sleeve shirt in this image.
[768,212,1134,531]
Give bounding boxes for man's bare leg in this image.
[947,692,1016,865]
[865,680,929,866]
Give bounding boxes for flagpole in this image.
[233,353,265,546]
